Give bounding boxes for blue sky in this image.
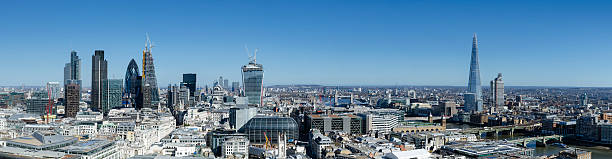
[1,0,612,87]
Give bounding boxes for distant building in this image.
[465,34,483,113]
[91,50,108,112]
[305,114,361,135]
[232,82,240,93]
[182,73,196,97]
[490,73,504,112]
[64,50,81,85]
[26,93,51,116]
[242,55,264,106]
[46,82,61,99]
[580,93,588,106]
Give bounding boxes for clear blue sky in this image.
[1,0,612,87]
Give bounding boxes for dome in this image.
[239,116,298,144]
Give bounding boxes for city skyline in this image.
[2,1,612,87]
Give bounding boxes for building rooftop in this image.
[57,140,114,155]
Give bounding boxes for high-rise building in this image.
[142,36,159,109]
[46,82,60,99]
[124,59,143,109]
[63,50,81,85]
[182,73,196,97]
[580,93,588,106]
[232,82,240,93]
[465,34,483,113]
[65,80,80,118]
[490,73,504,112]
[91,50,108,112]
[242,56,264,106]
[167,84,178,112]
[101,79,122,115]
[218,76,224,89]
[229,106,257,130]
[223,79,229,90]
[26,91,51,116]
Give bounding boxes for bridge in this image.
[506,135,563,147]
[456,123,541,136]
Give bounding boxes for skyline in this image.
[2,1,612,87]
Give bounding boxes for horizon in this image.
[2,1,612,87]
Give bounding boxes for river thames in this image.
[446,123,612,159]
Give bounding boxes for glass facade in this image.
[239,116,298,144]
[102,79,123,115]
[242,63,264,106]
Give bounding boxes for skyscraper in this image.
[63,63,70,85]
[490,73,504,112]
[124,59,143,109]
[64,50,81,86]
[46,82,60,100]
[242,55,264,106]
[142,36,159,109]
[580,93,588,106]
[102,79,122,115]
[465,33,483,113]
[232,82,240,93]
[223,79,229,90]
[65,80,80,118]
[91,50,108,112]
[182,73,196,97]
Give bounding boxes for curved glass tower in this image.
[124,59,143,109]
[242,59,264,106]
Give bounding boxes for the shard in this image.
[464,33,483,113]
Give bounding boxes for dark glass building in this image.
[239,116,298,144]
[182,73,196,97]
[124,59,143,109]
[91,50,108,112]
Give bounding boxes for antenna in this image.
[253,48,258,64]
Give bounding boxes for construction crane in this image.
[263,132,271,150]
[45,89,54,124]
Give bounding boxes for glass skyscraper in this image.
[242,59,264,106]
[124,59,143,109]
[92,50,108,112]
[182,73,196,97]
[465,34,483,113]
[142,37,159,109]
[102,79,123,115]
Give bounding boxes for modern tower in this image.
[65,80,80,118]
[490,73,504,112]
[64,50,81,86]
[182,73,196,97]
[92,50,108,112]
[124,59,143,109]
[580,93,588,106]
[142,35,160,109]
[102,79,123,115]
[242,50,264,106]
[465,34,483,113]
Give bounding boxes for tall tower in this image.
[490,73,504,112]
[124,59,143,109]
[64,50,81,116]
[242,49,264,106]
[142,35,160,109]
[465,33,483,113]
[92,50,108,112]
[182,73,196,97]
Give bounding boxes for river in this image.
[445,123,612,159]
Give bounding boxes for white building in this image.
[222,136,249,159]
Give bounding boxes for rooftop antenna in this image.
[253,48,258,64]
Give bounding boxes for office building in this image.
[305,114,362,135]
[580,93,588,106]
[242,56,264,106]
[102,79,123,115]
[223,79,229,90]
[229,106,257,130]
[46,82,60,99]
[124,59,143,109]
[221,136,249,159]
[239,116,299,145]
[490,73,504,112]
[232,82,240,93]
[142,37,160,109]
[26,93,51,116]
[65,80,80,118]
[92,50,108,112]
[64,50,81,85]
[465,33,483,113]
[182,73,196,97]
